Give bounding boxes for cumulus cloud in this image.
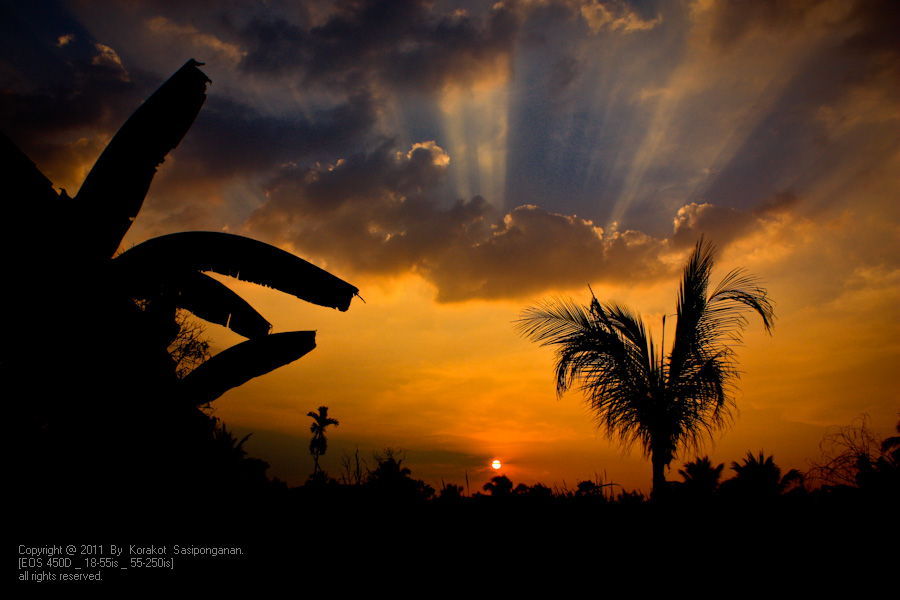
[426,205,671,302]
[91,43,130,81]
[245,138,687,302]
[672,202,749,247]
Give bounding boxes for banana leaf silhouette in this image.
[76,59,211,261]
[180,332,317,406]
[3,59,358,404]
[113,231,359,314]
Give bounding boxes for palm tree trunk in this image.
[651,450,668,501]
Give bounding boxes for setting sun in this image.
[492,460,502,470]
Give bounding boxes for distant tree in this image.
[517,238,774,499]
[807,413,899,494]
[513,482,554,499]
[364,448,434,501]
[483,475,514,498]
[722,451,804,499]
[339,446,365,486]
[575,479,606,500]
[308,406,339,476]
[437,483,466,502]
[677,456,725,497]
[883,416,900,464]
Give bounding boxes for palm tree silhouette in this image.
[725,451,804,498]
[678,456,725,497]
[308,406,339,475]
[517,238,774,498]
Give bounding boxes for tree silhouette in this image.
[364,448,435,501]
[483,475,514,498]
[308,406,339,475]
[437,483,465,502]
[677,456,725,497]
[723,451,804,499]
[5,59,359,504]
[167,309,212,379]
[517,238,774,498]
[808,413,900,493]
[883,416,900,465]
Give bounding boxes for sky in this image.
[3,0,898,494]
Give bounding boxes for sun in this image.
[491,460,501,470]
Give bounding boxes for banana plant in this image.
[3,59,358,407]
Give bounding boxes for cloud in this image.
[245,138,682,302]
[426,205,671,302]
[700,0,827,52]
[177,92,378,179]
[244,130,815,303]
[579,1,662,33]
[246,138,491,275]
[91,43,130,81]
[146,15,247,65]
[236,0,519,93]
[672,202,750,248]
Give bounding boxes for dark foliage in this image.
[6,60,357,522]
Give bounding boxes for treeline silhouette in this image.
[287,440,898,513]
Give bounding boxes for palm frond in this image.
[515,296,595,345]
[518,293,661,455]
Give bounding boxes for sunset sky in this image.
[3,0,898,494]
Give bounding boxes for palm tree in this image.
[678,456,725,497]
[517,238,774,498]
[724,451,804,498]
[308,406,339,475]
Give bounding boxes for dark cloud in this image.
[0,2,153,153]
[840,0,900,87]
[177,91,377,178]
[237,0,518,93]
[246,138,491,275]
